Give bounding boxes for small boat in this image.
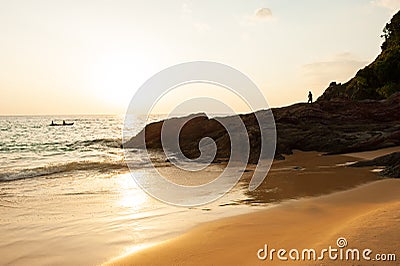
[50,121,74,126]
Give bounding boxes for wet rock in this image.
[352,152,400,178]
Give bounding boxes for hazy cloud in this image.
[302,53,368,88]
[371,0,400,12]
[241,7,273,26]
[255,8,272,19]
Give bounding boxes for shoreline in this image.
[106,179,400,265]
[105,147,400,265]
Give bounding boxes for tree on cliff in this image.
[319,10,400,101]
[381,11,400,51]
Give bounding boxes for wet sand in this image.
[107,148,400,265]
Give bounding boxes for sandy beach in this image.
[2,2,399,265]
[107,147,400,265]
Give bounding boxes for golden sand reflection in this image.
[109,242,158,264]
[116,173,148,209]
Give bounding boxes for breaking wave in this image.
[67,138,122,149]
[0,160,128,182]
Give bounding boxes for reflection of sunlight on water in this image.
[104,169,259,264]
[110,242,158,263]
[117,173,148,209]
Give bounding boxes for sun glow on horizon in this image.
[88,52,158,113]
[0,1,396,115]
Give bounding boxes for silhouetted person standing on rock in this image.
[308,91,313,103]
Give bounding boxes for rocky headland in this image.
[125,11,400,177]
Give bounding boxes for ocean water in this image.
[0,115,130,182]
[0,115,259,265]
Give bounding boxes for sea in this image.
[0,115,260,265]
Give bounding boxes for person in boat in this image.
[51,120,55,126]
[63,120,66,125]
[308,91,313,103]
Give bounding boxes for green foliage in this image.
[378,82,400,98]
[374,46,400,84]
[381,11,400,51]
[319,10,400,101]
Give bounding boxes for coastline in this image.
[107,179,400,266]
[2,4,400,266]
[105,147,400,265]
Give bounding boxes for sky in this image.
[0,0,399,115]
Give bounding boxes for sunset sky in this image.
[1,0,399,115]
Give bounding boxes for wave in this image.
[67,138,122,149]
[0,160,128,182]
[0,138,123,153]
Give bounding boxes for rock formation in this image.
[124,11,400,177]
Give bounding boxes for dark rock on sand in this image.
[124,93,400,164]
[273,93,400,158]
[124,12,400,164]
[352,152,400,178]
